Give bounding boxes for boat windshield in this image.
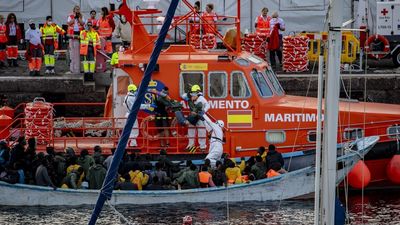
[251,69,273,97]
[265,69,285,96]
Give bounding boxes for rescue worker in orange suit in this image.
[79,21,100,81]
[25,20,43,76]
[40,16,65,74]
[269,12,285,68]
[87,10,98,30]
[5,13,22,67]
[96,7,115,54]
[254,7,271,34]
[67,5,85,74]
[0,15,7,68]
[201,3,218,34]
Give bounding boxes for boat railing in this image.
[130,0,241,54]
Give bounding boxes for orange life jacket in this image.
[0,24,7,43]
[97,18,113,38]
[67,14,84,38]
[266,169,280,178]
[201,12,217,34]
[199,171,211,184]
[255,15,271,34]
[79,29,100,56]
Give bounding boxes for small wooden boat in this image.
[0,136,378,206]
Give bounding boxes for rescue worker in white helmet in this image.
[203,114,224,168]
[182,84,210,152]
[124,84,150,147]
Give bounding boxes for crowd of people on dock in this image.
[0,2,286,77]
[0,136,286,190]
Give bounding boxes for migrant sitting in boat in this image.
[0,137,288,191]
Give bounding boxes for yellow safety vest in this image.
[40,24,65,41]
[80,29,99,56]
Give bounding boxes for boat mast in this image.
[320,0,344,224]
[88,1,180,224]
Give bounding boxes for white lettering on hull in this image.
[181,100,250,109]
[265,113,324,122]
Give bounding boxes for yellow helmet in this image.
[128,84,137,92]
[191,84,201,92]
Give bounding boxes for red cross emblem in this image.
[381,8,388,16]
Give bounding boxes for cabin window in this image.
[208,72,227,98]
[388,125,400,139]
[235,58,250,67]
[266,130,286,144]
[180,72,205,96]
[307,131,324,142]
[251,70,273,97]
[343,128,364,140]
[265,69,284,96]
[231,72,251,98]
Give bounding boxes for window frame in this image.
[266,130,286,144]
[387,125,400,139]
[265,69,285,96]
[179,71,205,96]
[207,71,228,99]
[251,70,274,98]
[230,71,252,99]
[343,128,364,140]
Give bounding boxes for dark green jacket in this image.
[251,162,266,180]
[177,170,199,189]
[86,164,106,189]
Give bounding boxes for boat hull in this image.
[0,136,378,206]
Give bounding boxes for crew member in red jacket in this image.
[5,13,22,67]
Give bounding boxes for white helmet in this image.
[216,120,224,128]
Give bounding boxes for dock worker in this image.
[97,7,115,54]
[80,21,100,81]
[124,84,151,147]
[189,1,201,35]
[0,15,7,68]
[40,16,65,74]
[182,84,210,152]
[25,20,43,76]
[5,13,22,67]
[87,10,98,30]
[269,12,285,68]
[254,7,271,34]
[67,5,85,74]
[203,115,224,168]
[201,3,218,34]
[110,45,124,69]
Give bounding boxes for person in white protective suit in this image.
[123,84,150,147]
[203,115,224,168]
[182,84,210,152]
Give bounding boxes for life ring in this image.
[364,34,390,59]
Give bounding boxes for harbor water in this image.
[0,190,399,224]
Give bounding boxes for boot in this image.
[88,73,94,81]
[29,71,35,76]
[7,59,12,67]
[12,59,18,67]
[35,70,40,76]
[84,73,89,82]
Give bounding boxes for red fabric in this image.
[0,24,7,43]
[5,22,22,41]
[269,24,280,50]
[0,50,6,61]
[201,12,217,34]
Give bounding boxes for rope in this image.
[106,200,133,225]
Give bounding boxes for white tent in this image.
[0,0,378,34]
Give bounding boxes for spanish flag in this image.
[227,110,253,128]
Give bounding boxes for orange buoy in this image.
[348,161,371,189]
[386,155,400,184]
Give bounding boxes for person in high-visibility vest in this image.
[110,45,124,68]
[25,20,43,76]
[79,21,100,81]
[96,7,115,54]
[201,3,218,34]
[87,10,98,30]
[40,16,65,74]
[67,5,85,74]
[0,15,7,68]
[5,13,22,67]
[254,7,271,34]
